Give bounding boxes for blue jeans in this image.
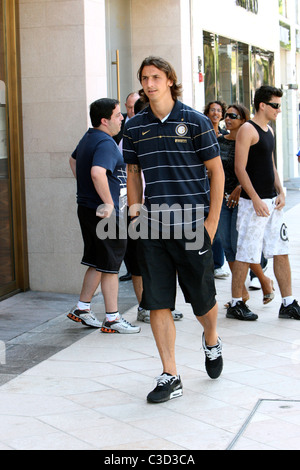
[218,200,238,263]
[212,234,224,269]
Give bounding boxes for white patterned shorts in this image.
[236,197,289,264]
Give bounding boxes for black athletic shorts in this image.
[77,205,127,274]
[137,227,216,317]
[125,237,141,276]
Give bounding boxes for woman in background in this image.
[204,101,229,280]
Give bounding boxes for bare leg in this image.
[232,260,250,298]
[132,275,143,304]
[150,309,177,376]
[273,254,292,297]
[196,303,218,346]
[150,303,221,382]
[228,261,249,303]
[80,267,101,302]
[250,263,274,297]
[101,272,119,312]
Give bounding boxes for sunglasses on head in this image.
[224,112,241,120]
[263,102,281,110]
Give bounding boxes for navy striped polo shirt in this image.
[123,100,220,231]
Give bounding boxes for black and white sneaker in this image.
[226,301,258,321]
[279,300,300,320]
[147,373,183,403]
[202,333,223,379]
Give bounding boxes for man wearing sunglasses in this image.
[231,85,300,320]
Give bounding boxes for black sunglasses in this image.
[263,102,281,110]
[224,112,241,120]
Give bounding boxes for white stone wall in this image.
[19,0,107,293]
[130,0,192,102]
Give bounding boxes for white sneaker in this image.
[137,308,150,323]
[249,277,261,290]
[214,268,230,279]
[101,315,141,334]
[137,308,184,323]
[67,306,101,328]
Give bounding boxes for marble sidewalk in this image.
[0,196,300,450]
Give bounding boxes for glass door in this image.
[105,0,134,111]
[0,0,28,299]
[0,0,15,290]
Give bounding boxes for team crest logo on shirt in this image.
[175,124,188,137]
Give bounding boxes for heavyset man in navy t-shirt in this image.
[123,56,225,403]
[68,98,140,334]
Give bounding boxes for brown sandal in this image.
[263,281,275,305]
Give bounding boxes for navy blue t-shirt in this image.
[123,100,220,231]
[72,128,127,215]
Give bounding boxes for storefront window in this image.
[297,29,300,52]
[218,36,234,105]
[238,42,250,110]
[279,0,288,18]
[251,47,275,88]
[203,31,274,113]
[203,32,216,103]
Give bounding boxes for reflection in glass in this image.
[203,31,216,104]
[250,46,275,113]
[238,42,250,110]
[218,36,232,104]
[203,32,274,114]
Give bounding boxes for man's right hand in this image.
[252,196,270,217]
[96,203,114,218]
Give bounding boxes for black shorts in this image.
[77,205,127,274]
[125,237,141,276]
[138,228,216,317]
[121,212,141,276]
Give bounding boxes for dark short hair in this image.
[90,98,119,127]
[254,86,283,112]
[227,103,250,121]
[134,98,147,114]
[203,100,227,120]
[137,56,183,102]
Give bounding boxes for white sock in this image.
[77,301,90,311]
[106,312,120,321]
[282,296,294,307]
[231,297,242,307]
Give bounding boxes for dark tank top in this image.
[240,120,277,200]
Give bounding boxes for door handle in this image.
[111,49,121,102]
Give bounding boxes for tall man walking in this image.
[123,56,225,403]
[228,85,300,321]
